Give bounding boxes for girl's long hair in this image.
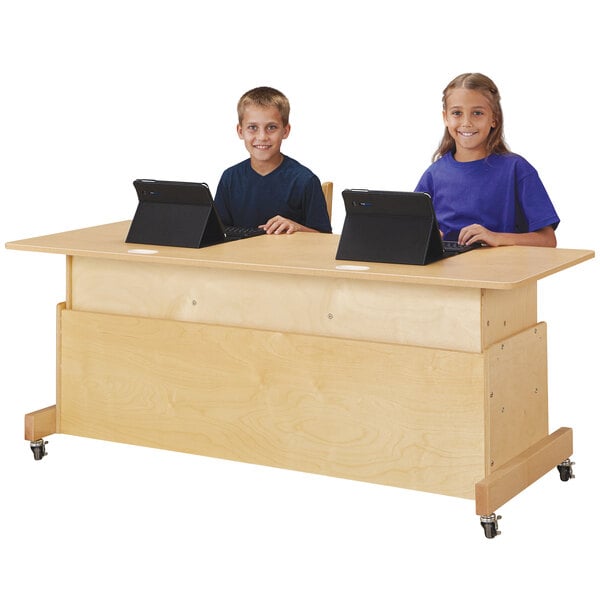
[433,73,510,161]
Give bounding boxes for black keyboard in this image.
[224,225,266,240]
[442,240,482,254]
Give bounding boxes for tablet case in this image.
[126,179,225,248]
[335,190,444,265]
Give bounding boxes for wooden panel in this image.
[24,406,56,440]
[59,310,486,498]
[65,256,72,309]
[71,256,484,352]
[481,284,537,349]
[485,324,549,475]
[475,427,572,515]
[56,302,65,432]
[321,181,333,219]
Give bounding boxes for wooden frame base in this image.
[475,427,572,515]
[24,405,57,441]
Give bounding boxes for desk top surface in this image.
[5,220,595,289]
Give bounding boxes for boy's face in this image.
[237,104,290,171]
[443,88,496,161]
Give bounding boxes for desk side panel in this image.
[59,310,486,498]
[485,324,549,475]
[71,256,484,352]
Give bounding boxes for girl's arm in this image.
[458,225,557,248]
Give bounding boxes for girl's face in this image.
[237,104,290,173]
[443,88,496,161]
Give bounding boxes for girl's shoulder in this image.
[490,152,533,166]
[489,152,540,176]
[431,152,537,175]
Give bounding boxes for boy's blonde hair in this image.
[433,73,509,161]
[237,86,290,127]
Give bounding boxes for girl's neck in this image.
[453,148,489,162]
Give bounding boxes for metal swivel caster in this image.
[480,513,502,539]
[557,458,575,481]
[30,439,48,461]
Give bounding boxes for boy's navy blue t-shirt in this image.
[214,155,332,233]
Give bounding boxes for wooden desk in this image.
[6,222,594,536]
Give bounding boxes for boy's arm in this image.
[213,174,234,226]
[260,215,321,234]
[458,224,557,248]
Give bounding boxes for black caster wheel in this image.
[557,458,575,481]
[30,439,48,461]
[480,513,502,539]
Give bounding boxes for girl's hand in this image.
[458,224,557,248]
[458,224,498,246]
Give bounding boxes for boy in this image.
[214,86,332,234]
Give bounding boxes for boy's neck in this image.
[250,153,285,176]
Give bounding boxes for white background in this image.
[1,1,598,598]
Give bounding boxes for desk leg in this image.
[23,303,63,459]
[475,426,573,516]
[24,405,57,440]
[24,405,57,460]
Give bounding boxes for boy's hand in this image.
[261,215,303,234]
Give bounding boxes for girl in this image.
[415,73,559,247]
